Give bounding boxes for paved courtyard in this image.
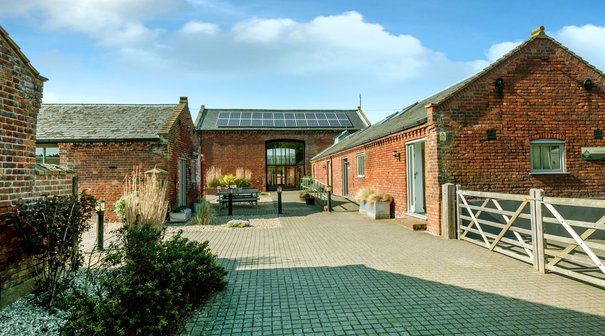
[177,192,605,335]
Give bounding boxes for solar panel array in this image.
[216,111,353,128]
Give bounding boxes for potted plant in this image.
[304,193,315,205]
[299,190,310,201]
[356,188,392,219]
[169,206,192,222]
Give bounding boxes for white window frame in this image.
[530,139,565,174]
[36,144,60,164]
[356,154,365,178]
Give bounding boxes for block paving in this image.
[174,192,605,335]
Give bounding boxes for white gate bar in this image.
[544,203,605,275]
[459,193,490,247]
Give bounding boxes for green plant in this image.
[194,200,215,225]
[122,168,168,228]
[218,174,238,187]
[62,224,227,336]
[12,193,96,307]
[226,219,251,228]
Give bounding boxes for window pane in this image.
[35,148,44,164]
[541,145,551,169]
[531,145,541,170]
[550,145,561,170]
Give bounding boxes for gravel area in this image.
[0,295,69,336]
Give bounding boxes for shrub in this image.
[194,200,215,225]
[122,168,168,228]
[62,224,227,335]
[12,193,96,307]
[205,166,222,188]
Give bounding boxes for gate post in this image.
[455,185,462,240]
[530,189,545,273]
[441,183,457,239]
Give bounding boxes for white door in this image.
[406,140,425,214]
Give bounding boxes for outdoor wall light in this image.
[494,78,504,92]
[392,150,401,161]
[583,78,594,90]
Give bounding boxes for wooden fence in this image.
[443,184,605,288]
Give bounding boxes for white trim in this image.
[405,137,426,145]
[406,212,428,220]
[356,153,365,177]
[530,139,565,173]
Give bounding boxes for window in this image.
[356,154,365,177]
[530,140,565,173]
[35,145,59,164]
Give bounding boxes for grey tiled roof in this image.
[312,77,471,159]
[37,104,180,142]
[196,108,367,131]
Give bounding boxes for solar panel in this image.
[216,111,354,128]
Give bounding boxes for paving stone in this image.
[180,192,605,335]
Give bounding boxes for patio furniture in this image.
[218,188,260,208]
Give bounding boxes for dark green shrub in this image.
[63,224,227,336]
[12,193,96,307]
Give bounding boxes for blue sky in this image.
[3,0,605,122]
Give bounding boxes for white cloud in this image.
[555,24,605,70]
[181,21,220,35]
[161,11,484,87]
[485,41,521,62]
[0,0,187,47]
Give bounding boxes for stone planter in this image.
[170,208,191,222]
[359,200,391,219]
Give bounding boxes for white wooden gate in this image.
[455,186,605,288]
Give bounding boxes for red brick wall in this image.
[0,30,45,306]
[33,171,75,198]
[434,36,605,198]
[165,103,200,206]
[311,125,427,221]
[59,141,167,223]
[200,131,341,191]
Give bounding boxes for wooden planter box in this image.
[359,200,391,219]
[170,208,191,222]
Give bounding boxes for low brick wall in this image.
[0,165,75,307]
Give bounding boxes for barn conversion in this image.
[311,27,605,234]
[36,97,200,222]
[196,107,369,191]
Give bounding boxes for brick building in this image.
[37,97,200,222]
[0,26,66,306]
[312,27,605,235]
[196,107,369,191]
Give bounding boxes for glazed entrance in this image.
[266,141,305,190]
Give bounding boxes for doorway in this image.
[178,158,187,207]
[266,140,305,190]
[342,158,349,197]
[406,140,425,215]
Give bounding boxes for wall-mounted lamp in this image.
[494,78,504,92]
[583,78,594,90]
[392,150,401,161]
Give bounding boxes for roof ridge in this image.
[0,25,46,81]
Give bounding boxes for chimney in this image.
[179,96,188,104]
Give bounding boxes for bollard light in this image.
[95,200,106,213]
[277,186,283,214]
[95,200,106,251]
